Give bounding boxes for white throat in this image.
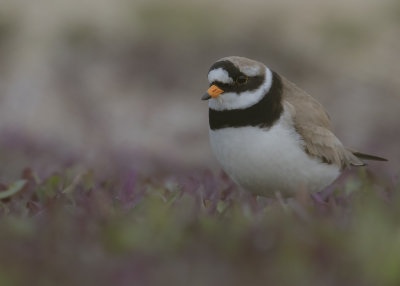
[208,67,273,111]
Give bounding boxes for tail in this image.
[352,151,388,162]
[345,148,387,167]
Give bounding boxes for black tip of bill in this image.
[201,93,211,101]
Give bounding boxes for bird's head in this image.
[202,56,273,111]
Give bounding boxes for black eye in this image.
[236,75,248,85]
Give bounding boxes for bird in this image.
[202,56,387,197]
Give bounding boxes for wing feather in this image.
[281,76,364,169]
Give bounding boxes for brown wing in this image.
[281,76,365,169]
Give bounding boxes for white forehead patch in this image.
[208,68,234,84]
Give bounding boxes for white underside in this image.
[209,109,340,196]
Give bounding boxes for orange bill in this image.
[207,85,224,98]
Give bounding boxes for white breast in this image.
[209,110,340,196]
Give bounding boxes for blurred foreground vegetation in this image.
[0,163,399,286]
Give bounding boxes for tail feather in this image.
[352,151,388,162]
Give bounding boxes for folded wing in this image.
[281,76,386,169]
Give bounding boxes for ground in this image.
[0,149,399,286]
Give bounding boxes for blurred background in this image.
[0,0,399,180]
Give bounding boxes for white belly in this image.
[209,117,340,196]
